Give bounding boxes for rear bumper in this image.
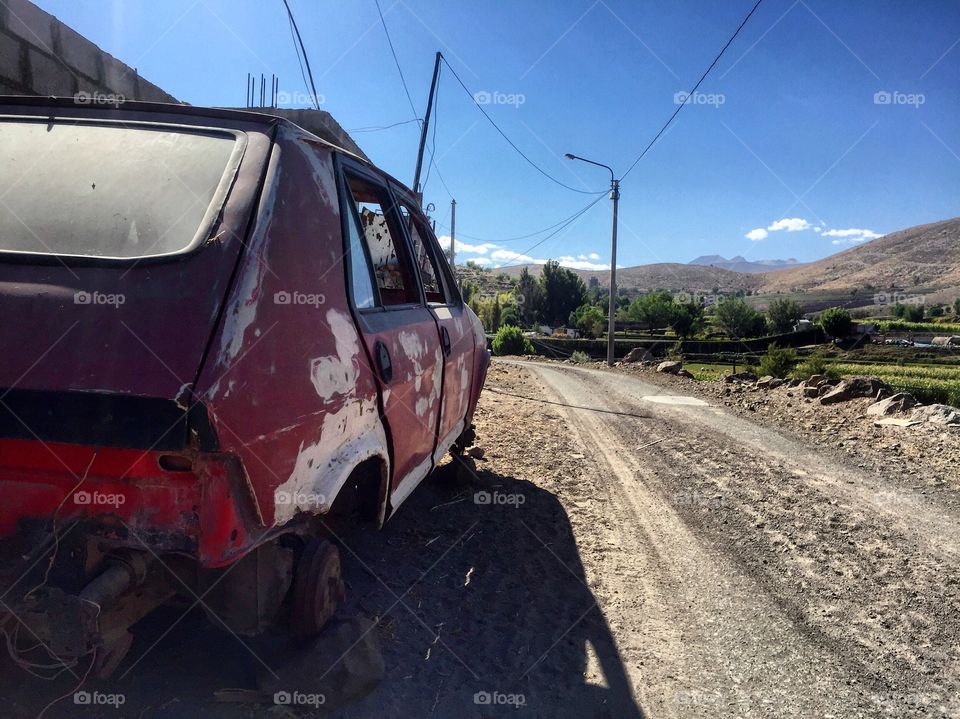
[0,438,264,568]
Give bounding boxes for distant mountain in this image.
[757,217,960,302]
[689,255,806,274]
[494,262,761,294]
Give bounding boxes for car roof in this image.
[0,95,422,206]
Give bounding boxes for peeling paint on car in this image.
[309,309,360,401]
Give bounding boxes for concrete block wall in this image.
[0,0,178,102]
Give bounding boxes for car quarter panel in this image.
[194,127,389,528]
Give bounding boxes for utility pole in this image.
[564,153,621,366]
[412,52,442,205]
[607,179,620,366]
[450,198,457,277]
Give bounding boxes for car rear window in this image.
[0,120,241,260]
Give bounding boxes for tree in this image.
[539,261,586,326]
[672,300,705,339]
[515,267,543,328]
[569,304,606,338]
[954,297,960,316]
[500,297,520,327]
[715,297,767,338]
[819,306,853,338]
[626,290,675,332]
[767,298,805,334]
[491,325,534,356]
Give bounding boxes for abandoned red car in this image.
[0,96,488,677]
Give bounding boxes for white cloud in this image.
[557,255,610,271]
[822,228,881,239]
[436,235,498,255]
[490,248,536,264]
[745,228,769,241]
[767,217,812,232]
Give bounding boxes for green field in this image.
[874,320,960,334]
[680,358,960,406]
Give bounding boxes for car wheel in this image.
[290,539,345,637]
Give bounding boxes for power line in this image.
[436,198,610,245]
[348,118,422,133]
[620,0,765,181]
[281,0,321,110]
[498,193,607,269]
[440,57,606,196]
[374,0,421,126]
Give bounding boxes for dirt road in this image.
[499,359,960,718]
[5,359,958,718]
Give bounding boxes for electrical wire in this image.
[348,118,423,133]
[281,0,321,110]
[440,57,606,196]
[619,0,765,181]
[499,192,607,269]
[374,0,421,126]
[436,198,611,245]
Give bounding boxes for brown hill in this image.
[495,262,760,295]
[757,218,960,300]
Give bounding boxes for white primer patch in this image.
[309,309,360,401]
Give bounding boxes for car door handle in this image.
[440,326,452,358]
[375,340,393,384]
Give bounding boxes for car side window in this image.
[343,175,420,306]
[398,202,447,304]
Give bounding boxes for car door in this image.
[337,162,443,510]
[393,190,476,461]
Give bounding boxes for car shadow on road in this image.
[330,460,646,718]
[0,462,645,719]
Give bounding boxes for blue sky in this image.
[37,0,960,270]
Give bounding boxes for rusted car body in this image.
[0,97,488,675]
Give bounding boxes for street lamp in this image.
[564,153,620,366]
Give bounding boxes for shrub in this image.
[792,352,840,380]
[819,307,853,338]
[757,344,797,378]
[491,324,534,356]
[570,350,591,364]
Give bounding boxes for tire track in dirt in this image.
[515,360,960,718]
